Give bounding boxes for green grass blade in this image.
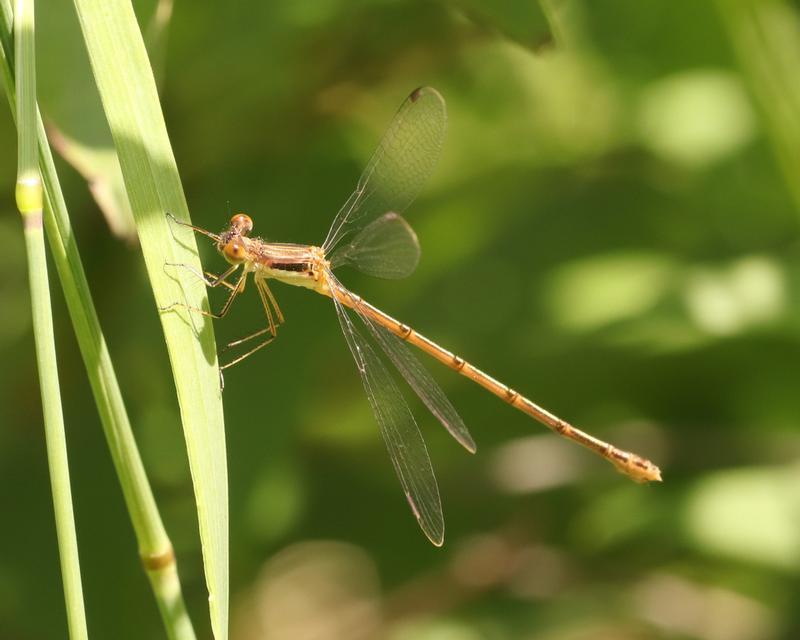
[13,0,88,637]
[1,1,197,637]
[20,222,90,640]
[70,0,229,636]
[48,123,136,241]
[13,0,36,190]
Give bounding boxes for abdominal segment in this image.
[270,262,312,273]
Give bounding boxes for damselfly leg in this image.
[160,267,247,320]
[163,229,283,372]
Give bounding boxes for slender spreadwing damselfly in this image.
[164,87,661,545]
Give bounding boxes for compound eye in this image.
[230,213,253,235]
[223,240,245,262]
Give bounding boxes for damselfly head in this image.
[217,212,254,264]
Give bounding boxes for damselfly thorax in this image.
[250,243,328,292]
[164,87,661,546]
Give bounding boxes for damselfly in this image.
[164,87,661,546]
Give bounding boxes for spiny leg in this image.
[217,280,280,386]
[260,279,285,325]
[220,336,276,371]
[161,270,248,319]
[224,327,273,351]
[206,272,238,292]
[165,262,239,289]
[255,278,278,337]
[165,212,221,242]
[222,278,281,351]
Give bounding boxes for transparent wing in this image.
[323,86,447,258]
[329,212,420,279]
[331,280,444,545]
[355,305,476,453]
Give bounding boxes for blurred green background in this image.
[3,0,800,638]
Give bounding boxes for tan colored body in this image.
[324,276,661,483]
[172,211,661,484]
[260,243,661,484]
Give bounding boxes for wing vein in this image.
[330,275,444,545]
[323,87,446,257]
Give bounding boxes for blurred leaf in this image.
[683,256,786,336]
[716,0,800,213]
[39,0,172,243]
[637,69,756,168]
[684,464,800,571]
[47,122,136,241]
[544,252,676,331]
[144,0,174,90]
[450,0,556,50]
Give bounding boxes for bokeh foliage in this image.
[2,0,800,638]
